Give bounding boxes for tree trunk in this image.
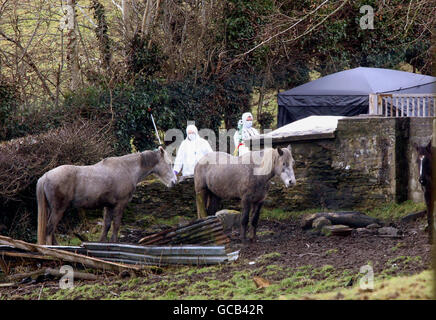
[122,0,132,40]
[65,0,80,92]
[91,0,111,72]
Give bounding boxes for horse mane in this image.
[256,148,279,176]
[140,150,159,168]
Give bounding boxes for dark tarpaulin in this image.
[277,67,436,127]
[278,95,368,127]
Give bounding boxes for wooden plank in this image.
[423,97,426,117]
[401,97,404,117]
[369,93,375,115]
[390,97,393,117]
[0,251,57,261]
[0,235,141,272]
[384,97,388,116]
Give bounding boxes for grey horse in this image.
[37,147,176,245]
[194,146,296,242]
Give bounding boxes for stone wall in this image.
[268,117,432,211]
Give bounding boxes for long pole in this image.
[150,113,162,145]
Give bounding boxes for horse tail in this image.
[37,176,49,245]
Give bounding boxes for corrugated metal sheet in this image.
[1,217,238,266]
[82,243,227,256]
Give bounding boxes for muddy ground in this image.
[121,215,431,278]
[237,218,431,276]
[0,213,431,300]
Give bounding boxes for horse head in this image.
[152,146,177,188]
[416,140,432,187]
[275,145,296,188]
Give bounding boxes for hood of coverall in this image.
[242,112,253,129]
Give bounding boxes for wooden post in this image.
[392,96,395,117]
[432,96,434,117]
[369,94,376,115]
[423,97,426,116]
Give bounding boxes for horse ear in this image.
[287,144,292,151]
[158,146,165,156]
[413,142,419,152]
[277,147,283,156]
[426,140,432,152]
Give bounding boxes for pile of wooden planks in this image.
[0,235,143,272]
[138,216,230,245]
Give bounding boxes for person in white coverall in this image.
[173,124,213,178]
[233,112,259,156]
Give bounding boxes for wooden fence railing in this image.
[369,93,436,117]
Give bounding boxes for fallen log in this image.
[301,212,381,229]
[6,268,97,285]
[44,268,98,281]
[400,210,426,223]
[7,269,47,282]
[0,235,141,272]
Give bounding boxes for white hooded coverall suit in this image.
[174,125,213,177]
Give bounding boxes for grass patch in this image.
[261,207,323,221]
[258,252,281,263]
[361,200,426,221]
[10,262,431,300]
[261,201,426,223]
[303,270,433,300]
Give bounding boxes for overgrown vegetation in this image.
[0,121,115,241]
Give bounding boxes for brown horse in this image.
[37,147,176,245]
[194,147,296,242]
[416,140,433,243]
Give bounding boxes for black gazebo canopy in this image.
[277,67,436,127]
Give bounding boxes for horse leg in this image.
[240,198,252,243]
[110,203,128,242]
[99,207,114,242]
[250,201,264,243]
[206,192,221,216]
[196,189,208,219]
[46,208,66,245]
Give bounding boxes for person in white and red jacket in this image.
[233,112,259,156]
